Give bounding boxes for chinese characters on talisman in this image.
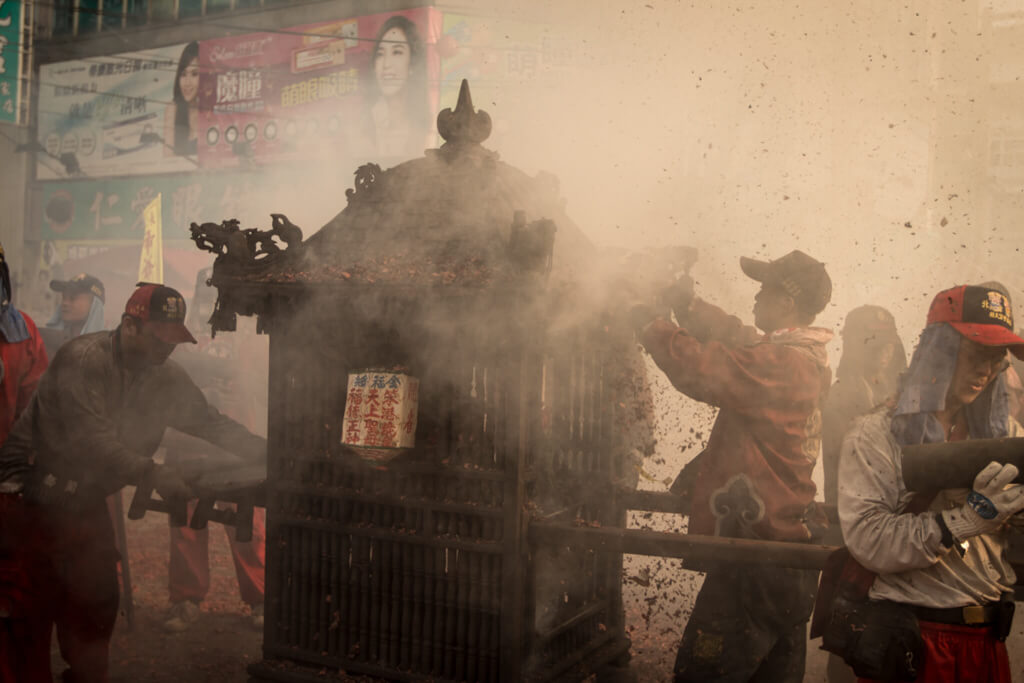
[342,371,419,451]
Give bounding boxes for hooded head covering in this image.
[46,294,106,336]
[837,305,907,397]
[0,243,30,344]
[891,292,1014,447]
[46,273,106,336]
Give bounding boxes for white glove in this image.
[941,461,1024,540]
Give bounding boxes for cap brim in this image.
[740,256,771,282]
[49,279,70,293]
[949,322,1024,359]
[149,321,197,345]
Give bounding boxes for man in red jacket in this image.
[634,249,833,683]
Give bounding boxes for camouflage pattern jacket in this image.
[641,299,833,541]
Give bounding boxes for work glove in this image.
[153,465,192,502]
[941,461,1024,540]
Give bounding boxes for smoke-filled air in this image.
[2,1,1024,682]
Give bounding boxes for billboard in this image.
[36,172,296,242]
[198,7,441,169]
[37,43,200,179]
[34,7,444,179]
[0,0,22,124]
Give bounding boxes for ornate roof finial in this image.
[437,79,492,146]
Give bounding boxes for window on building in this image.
[76,0,100,33]
[179,0,202,19]
[149,0,175,21]
[124,0,148,26]
[101,0,125,30]
[51,0,76,36]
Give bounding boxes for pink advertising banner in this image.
[197,7,441,170]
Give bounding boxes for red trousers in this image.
[0,494,119,683]
[858,620,1011,683]
[168,500,265,606]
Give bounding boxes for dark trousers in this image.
[674,563,818,683]
[0,495,119,683]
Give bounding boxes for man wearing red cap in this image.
[0,283,266,683]
[632,249,834,683]
[838,284,1024,683]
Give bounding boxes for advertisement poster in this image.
[36,172,295,242]
[198,7,441,170]
[0,0,22,124]
[37,43,199,179]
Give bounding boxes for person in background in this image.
[41,273,106,359]
[839,284,1024,683]
[0,244,48,683]
[0,283,266,683]
[162,269,267,632]
[820,305,906,683]
[0,243,48,445]
[40,272,138,638]
[822,305,906,507]
[631,249,833,683]
[362,15,432,160]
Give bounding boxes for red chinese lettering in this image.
[347,387,363,403]
[379,420,398,447]
[343,418,362,444]
[363,419,382,446]
[364,389,381,419]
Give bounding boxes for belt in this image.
[909,603,999,626]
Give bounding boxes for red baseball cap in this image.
[124,283,197,345]
[927,285,1024,358]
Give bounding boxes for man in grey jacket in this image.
[839,284,1024,683]
[0,283,265,683]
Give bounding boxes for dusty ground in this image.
[49,489,262,683]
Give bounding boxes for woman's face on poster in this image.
[179,58,200,104]
[375,27,412,98]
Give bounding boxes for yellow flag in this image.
[138,194,164,284]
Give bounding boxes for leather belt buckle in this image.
[963,605,987,624]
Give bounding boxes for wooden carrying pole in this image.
[902,437,1024,493]
[530,522,839,572]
